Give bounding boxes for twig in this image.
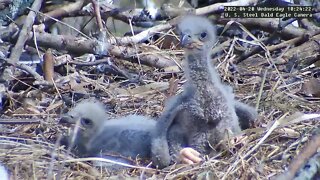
[218,18,320,40]
[128,18,143,72]
[91,0,104,31]
[70,59,110,66]
[8,0,43,64]
[1,57,47,83]
[62,157,158,171]
[16,63,43,81]
[0,119,40,124]
[256,69,267,110]
[41,0,85,22]
[266,36,303,52]
[47,135,62,180]
[107,0,259,45]
[275,133,320,180]
[222,113,289,179]
[31,9,91,39]
[16,31,175,68]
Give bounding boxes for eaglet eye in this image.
[81,118,93,127]
[199,32,207,40]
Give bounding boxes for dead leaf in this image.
[301,78,320,97]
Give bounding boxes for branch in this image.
[8,0,43,64]
[108,0,260,45]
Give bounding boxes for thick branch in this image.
[23,32,175,68]
[108,0,259,45]
[217,18,309,39]
[8,0,43,64]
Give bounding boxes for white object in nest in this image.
[0,164,9,180]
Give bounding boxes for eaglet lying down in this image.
[60,100,156,161]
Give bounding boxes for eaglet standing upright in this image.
[151,15,242,168]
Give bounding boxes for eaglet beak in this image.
[180,33,192,47]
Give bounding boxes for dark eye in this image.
[81,118,93,127]
[199,32,207,40]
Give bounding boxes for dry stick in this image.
[42,0,85,22]
[33,26,42,59]
[236,21,290,91]
[164,164,191,180]
[108,17,174,45]
[7,75,52,97]
[300,18,320,32]
[91,0,104,31]
[128,18,143,72]
[110,0,259,45]
[282,34,320,63]
[276,132,320,180]
[47,135,62,180]
[227,21,290,90]
[0,136,64,149]
[232,13,314,64]
[222,113,289,180]
[52,78,63,100]
[27,31,97,53]
[21,31,174,68]
[8,0,43,64]
[69,58,108,66]
[265,50,288,89]
[62,157,158,171]
[31,9,91,39]
[219,18,307,39]
[226,113,320,179]
[8,1,258,66]
[2,57,52,86]
[140,162,153,180]
[15,63,43,81]
[236,35,305,64]
[255,69,267,110]
[266,36,302,52]
[216,37,236,69]
[54,119,83,179]
[222,68,266,179]
[0,119,40,124]
[106,59,132,79]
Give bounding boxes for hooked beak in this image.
[59,115,74,124]
[180,33,191,47]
